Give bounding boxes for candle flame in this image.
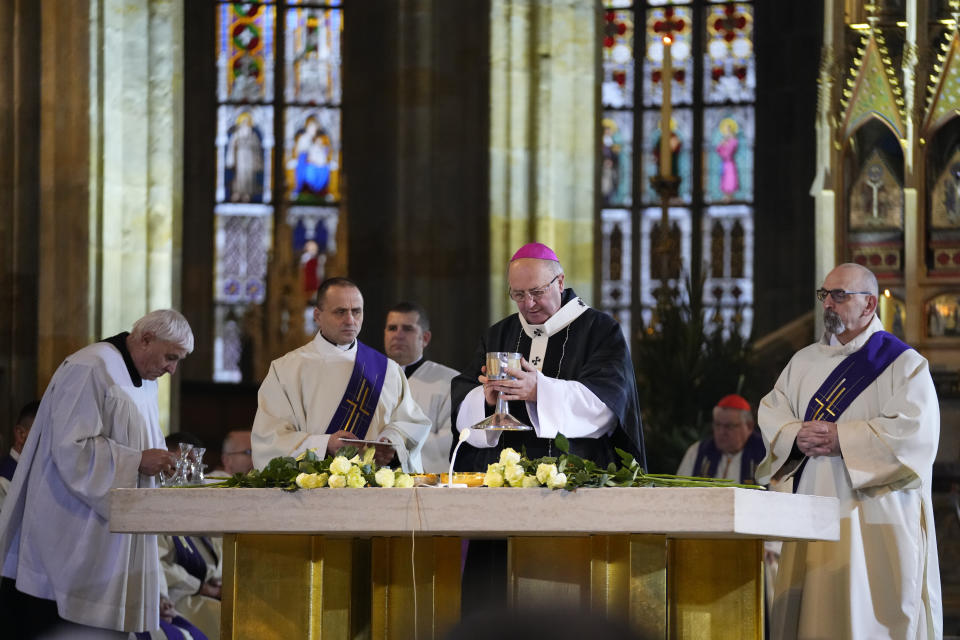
[662,35,673,45]
[883,289,891,298]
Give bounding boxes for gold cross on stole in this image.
[341,378,373,433]
[811,378,846,421]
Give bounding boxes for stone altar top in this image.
[110,487,838,541]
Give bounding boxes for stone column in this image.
[489,0,596,322]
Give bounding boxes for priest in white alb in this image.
[252,277,431,473]
[0,310,193,638]
[758,263,941,639]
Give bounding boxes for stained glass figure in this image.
[704,106,754,203]
[602,10,635,108]
[285,6,342,105]
[217,3,276,103]
[642,109,692,203]
[602,111,633,207]
[926,293,960,338]
[704,2,755,104]
[288,205,339,307]
[285,107,341,204]
[848,148,904,230]
[217,106,274,204]
[601,208,632,341]
[643,6,693,107]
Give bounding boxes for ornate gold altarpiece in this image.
[111,487,838,640]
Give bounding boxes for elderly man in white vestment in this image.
[384,301,459,473]
[0,310,193,638]
[253,277,431,472]
[758,263,941,639]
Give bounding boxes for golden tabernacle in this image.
[110,487,838,640]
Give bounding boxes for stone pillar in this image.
[32,0,184,431]
[488,0,596,322]
[0,0,40,437]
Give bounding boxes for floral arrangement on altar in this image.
[216,445,414,491]
[482,434,764,491]
[208,435,763,492]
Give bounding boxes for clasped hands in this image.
[796,420,841,457]
[479,358,539,405]
[328,430,396,466]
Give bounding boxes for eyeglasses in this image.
[815,288,873,303]
[223,449,252,457]
[508,274,560,303]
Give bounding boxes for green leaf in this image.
[554,433,570,454]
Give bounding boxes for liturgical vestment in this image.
[451,289,644,470]
[758,316,941,639]
[252,333,431,472]
[0,340,163,633]
[407,359,459,473]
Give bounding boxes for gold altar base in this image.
[221,533,760,640]
[509,536,762,640]
[221,534,462,640]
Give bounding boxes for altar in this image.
[110,487,838,640]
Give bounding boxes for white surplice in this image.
[252,334,431,472]
[676,442,744,481]
[0,341,163,633]
[407,360,459,473]
[757,316,942,639]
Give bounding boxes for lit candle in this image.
[659,35,673,178]
[880,289,892,332]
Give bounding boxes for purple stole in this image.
[793,330,910,491]
[0,455,15,482]
[172,536,215,584]
[325,341,388,439]
[693,429,766,484]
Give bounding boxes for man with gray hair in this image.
[0,309,194,638]
[758,263,941,638]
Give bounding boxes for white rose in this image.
[375,467,396,487]
[504,463,525,487]
[346,467,367,488]
[395,473,415,488]
[536,463,558,484]
[330,456,352,475]
[499,448,521,466]
[522,475,541,488]
[328,474,347,489]
[484,469,505,488]
[547,472,567,490]
[295,473,312,488]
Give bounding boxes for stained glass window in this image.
[598,0,756,342]
[213,1,343,381]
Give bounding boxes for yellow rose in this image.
[346,467,367,488]
[484,469,505,488]
[315,472,329,488]
[328,474,347,489]
[375,468,396,487]
[547,472,567,490]
[521,475,541,488]
[499,448,521,466]
[330,456,353,475]
[348,454,361,465]
[395,473,414,488]
[295,472,312,488]
[536,463,558,484]
[504,463,525,487]
[362,446,377,465]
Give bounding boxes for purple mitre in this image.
[510,242,560,262]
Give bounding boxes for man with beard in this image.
[757,263,941,639]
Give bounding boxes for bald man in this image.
[757,263,941,639]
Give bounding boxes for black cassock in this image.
[450,288,646,471]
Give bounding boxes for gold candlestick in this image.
[659,35,673,178]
